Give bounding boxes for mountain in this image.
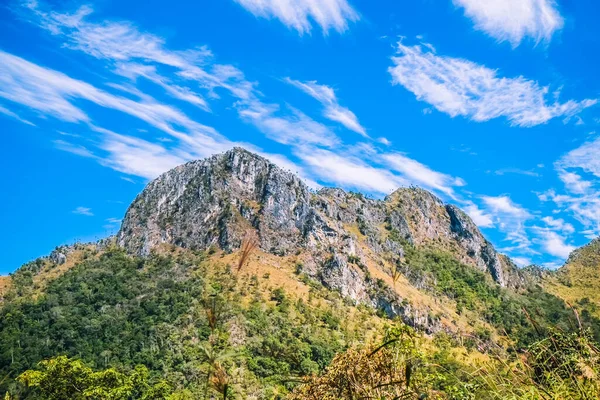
[116,148,525,331]
[2,147,600,399]
[119,147,515,285]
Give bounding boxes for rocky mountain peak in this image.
[117,148,521,330]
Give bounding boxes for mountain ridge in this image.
[118,147,519,285]
[112,147,529,333]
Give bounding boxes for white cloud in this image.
[53,139,96,158]
[233,0,359,34]
[103,217,122,230]
[0,104,35,126]
[73,206,93,216]
[0,50,225,150]
[463,202,494,228]
[12,3,467,221]
[382,152,465,197]
[557,170,592,194]
[389,42,596,127]
[542,216,575,234]
[538,230,575,259]
[98,131,190,179]
[543,187,600,237]
[481,195,531,219]
[237,100,339,147]
[0,47,245,175]
[0,50,90,123]
[114,62,210,111]
[495,168,540,177]
[296,147,408,195]
[286,78,367,137]
[453,0,563,46]
[559,136,600,178]
[478,195,535,256]
[512,256,533,267]
[14,4,338,186]
[24,2,256,103]
[24,3,349,158]
[544,139,600,239]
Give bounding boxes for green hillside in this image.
[1,241,599,399]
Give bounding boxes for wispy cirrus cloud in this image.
[494,168,540,177]
[471,190,585,267]
[463,202,494,228]
[541,216,575,234]
[73,206,93,216]
[559,136,600,179]
[17,2,475,203]
[22,1,256,103]
[541,137,600,239]
[0,49,232,159]
[15,3,479,210]
[236,100,339,147]
[453,0,564,46]
[479,195,534,254]
[481,195,532,220]
[0,50,212,133]
[53,139,96,158]
[21,2,344,158]
[382,152,466,197]
[388,42,596,127]
[103,217,121,230]
[285,78,367,137]
[98,130,191,179]
[113,63,210,111]
[512,257,533,268]
[233,0,359,34]
[0,104,35,126]
[295,146,408,195]
[535,229,576,259]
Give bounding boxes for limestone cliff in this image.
[118,147,522,331]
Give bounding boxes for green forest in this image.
[1,245,599,399]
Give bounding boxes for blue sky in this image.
[1,0,600,273]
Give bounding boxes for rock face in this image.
[118,148,520,331]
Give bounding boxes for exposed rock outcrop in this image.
[118,147,521,332]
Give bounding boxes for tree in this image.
[16,356,172,400]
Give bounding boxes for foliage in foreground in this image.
[11,321,600,399]
[15,356,171,400]
[292,324,600,400]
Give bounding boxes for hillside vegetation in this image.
[1,242,599,399]
[544,239,600,321]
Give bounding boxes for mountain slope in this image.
[544,238,600,319]
[3,147,600,398]
[117,148,526,333]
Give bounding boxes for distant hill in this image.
[544,238,600,320]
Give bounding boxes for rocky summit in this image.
[118,147,522,328]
